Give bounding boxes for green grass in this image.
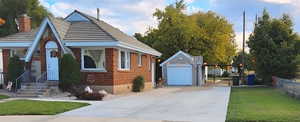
[0,100,89,115]
[0,94,9,100]
[226,87,300,122]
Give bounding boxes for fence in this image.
[274,77,300,99]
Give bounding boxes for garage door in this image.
[167,65,193,85]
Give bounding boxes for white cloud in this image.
[259,0,292,4]
[39,0,168,35]
[235,31,251,52]
[185,0,195,4]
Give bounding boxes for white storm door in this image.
[45,41,59,81]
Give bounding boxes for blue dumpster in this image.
[247,74,255,85]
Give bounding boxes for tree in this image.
[7,56,24,86]
[248,9,298,83]
[135,0,236,64]
[232,51,254,71]
[189,11,236,64]
[0,0,51,37]
[59,54,81,92]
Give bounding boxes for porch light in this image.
[0,18,5,26]
[157,59,161,63]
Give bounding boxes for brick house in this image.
[0,10,161,94]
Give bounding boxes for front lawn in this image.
[0,100,89,115]
[226,87,300,122]
[0,94,9,100]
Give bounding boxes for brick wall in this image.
[18,14,31,32]
[72,48,155,93]
[112,49,153,85]
[73,48,114,86]
[2,49,10,73]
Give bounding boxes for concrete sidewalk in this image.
[0,116,162,122]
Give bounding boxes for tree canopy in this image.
[0,0,51,37]
[232,51,254,71]
[135,0,236,64]
[248,9,298,83]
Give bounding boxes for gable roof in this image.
[160,51,194,66]
[0,29,37,42]
[67,10,161,56]
[0,10,161,57]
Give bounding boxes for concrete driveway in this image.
[61,86,231,122]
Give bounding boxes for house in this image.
[160,51,203,86]
[0,10,161,94]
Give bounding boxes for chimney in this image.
[18,14,31,32]
[97,8,100,21]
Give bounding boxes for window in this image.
[138,53,142,67]
[119,50,131,70]
[81,49,105,70]
[10,49,26,59]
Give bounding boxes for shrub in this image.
[59,54,81,92]
[70,85,105,100]
[7,56,24,88]
[76,92,105,100]
[222,71,230,77]
[132,76,145,92]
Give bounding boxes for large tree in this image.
[135,0,236,64]
[248,9,298,83]
[232,51,254,71]
[0,0,51,37]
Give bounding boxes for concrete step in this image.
[17,81,60,97]
[16,93,39,97]
[21,85,50,89]
[18,89,47,93]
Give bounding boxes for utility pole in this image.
[241,11,246,84]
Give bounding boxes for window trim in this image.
[118,49,131,70]
[138,53,142,67]
[81,48,106,72]
[10,48,26,60]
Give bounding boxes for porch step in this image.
[16,81,60,97]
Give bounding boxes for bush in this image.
[132,76,145,92]
[222,71,230,77]
[70,85,105,100]
[7,56,24,88]
[59,54,81,92]
[76,92,105,100]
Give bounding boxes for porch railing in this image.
[35,72,47,90]
[15,70,31,92]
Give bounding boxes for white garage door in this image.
[167,65,193,85]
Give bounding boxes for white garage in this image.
[167,65,193,85]
[160,51,203,86]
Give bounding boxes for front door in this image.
[45,41,59,81]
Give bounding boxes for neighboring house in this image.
[208,68,225,76]
[0,10,161,94]
[160,51,203,86]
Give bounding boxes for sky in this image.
[39,0,300,50]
